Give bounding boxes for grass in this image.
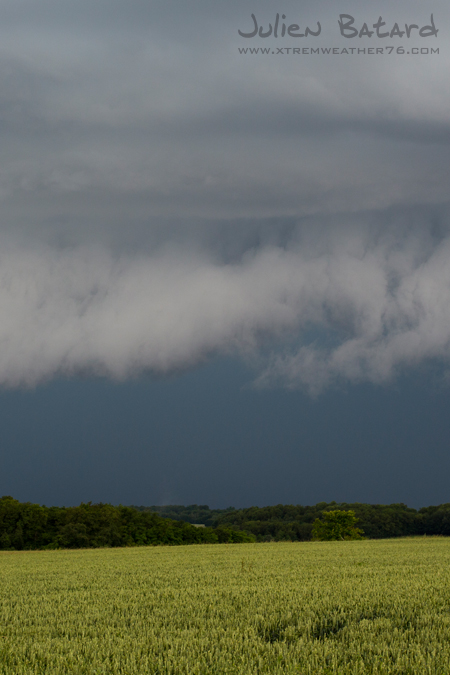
[1,538,450,674]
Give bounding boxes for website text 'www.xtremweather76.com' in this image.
[238,46,439,55]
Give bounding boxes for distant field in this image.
[1,539,450,674]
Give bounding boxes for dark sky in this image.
[1,359,449,509]
[0,0,449,508]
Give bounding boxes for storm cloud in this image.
[0,0,449,393]
[0,213,449,394]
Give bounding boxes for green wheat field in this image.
[1,538,450,674]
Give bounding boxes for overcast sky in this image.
[1,0,449,508]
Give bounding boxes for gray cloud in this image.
[0,212,449,393]
[0,0,448,226]
[0,0,448,391]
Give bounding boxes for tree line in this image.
[137,501,450,541]
[3,497,450,551]
[0,497,254,551]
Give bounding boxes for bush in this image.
[312,510,364,541]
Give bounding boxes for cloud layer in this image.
[0,214,449,393]
[0,0,448,392]
[0,0,449,233]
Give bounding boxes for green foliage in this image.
[5,496,450,550]
[132,503,234,527]
[2,539,450,673]
[122,501,450,542]
[0,497,255,551]
[312,509,365,541]
[209,501,439,542]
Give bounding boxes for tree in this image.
[312,510,364,541]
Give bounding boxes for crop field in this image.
[1,538,450,674]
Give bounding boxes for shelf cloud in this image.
[0,213,449,394]
[0,0,449,393]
